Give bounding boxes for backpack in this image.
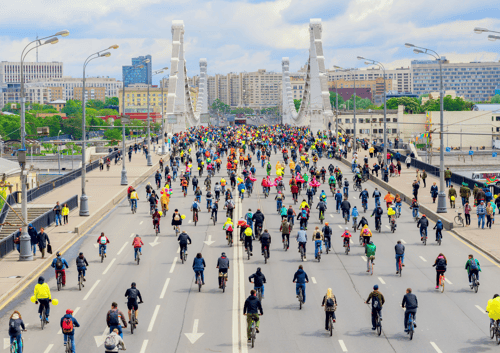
[62,317,73,333]
[100,236,107,244]
[326,297,335,308]
[133,238,142,247]
[301,210,307,219]
[55,257,63,270]
[469,259,478,271]
[175,213,181,221]
[372,295,381,309]
[104,334,117,350]
[108,310,120,325]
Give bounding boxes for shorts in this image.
[127,300,139,311]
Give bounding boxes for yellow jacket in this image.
[223,220,234,230]
[487,298,500,320]
[34,283,51,300]
[361,225,372,237]
[289,162,296,170]
[300,201,309,209]
[61,207,69,216]
[244,227,253,237]
[130,191,138,200]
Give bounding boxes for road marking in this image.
[139,340,149,353]
[44,344,54,353]
[203,234,215,245]
[176,247,180,253]
[311,277,317,284]
[445,278,453,285]
[385,225,390,229]
[430,342,443,353]
[476,305,486,314]
[419,256,427,262]
[339,340,348,352]
[102,258,116,275]
[353,196,357,199]
[160,278,170,299]
[140,221,143,225]
[401,239,407,244]
[361,256,367,262]
[189,220,192,223]
[83,280,101,301]
[130,232,135,238]
[184,319,205,344]
[338,225,343,229]
[378,277,386,284]
[58,307,80,334]
[330,214,334,218]
[148,305,161,332]
[117,241,128,255]
[169,257,178,273]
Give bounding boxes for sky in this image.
[1,0,500,85]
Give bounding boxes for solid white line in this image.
[170,257,178,273]
[83,280,101,301]
[160,278,170,299]
[311,277,317,284]
[44,344,54,353]
[445,278,453,285]
[232,198,239,353]
[361,256,367,262]
[401,239,407,244]
[140,221,143,225]
[117,241,128,255]
[419,256,427,262]
[378,277,386,284]
[139,340,149,353]
[339,339,348,352]
[430,342,443,353]
[475,305,486,314]
[148,305,161,332]
[102,258,116,275]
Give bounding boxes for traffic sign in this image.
[445,147,451,152]
[469,150,474,155]
[493,152,497,157]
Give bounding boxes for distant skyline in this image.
[1,0,500,85]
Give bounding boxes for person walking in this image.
[486,202,494,229]
[444,167,452,187]
[62,203,69,225]
[405,155,411,169]
[448,185,457,208]
[37,228,50,259]
[421,170,427,188]
[28,224,38,255]
[53,201,62,227]
[464,202,472,226]
[477,200,486,229]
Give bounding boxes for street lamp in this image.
[404,43,447,213]
[357,56,388,171]
[121,58,149,185]
[18,30,69,261]
[334,65,358,152]
[80,45,118,216]
[146,67,168,166]
[57,129,62,174]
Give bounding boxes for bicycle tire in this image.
[440,277,445,293]
[359,236,363,246]
[473,274,479,293]
[57,274,61,291]
[41,308,46,330]
[409,325,413,340]
[79,276,82,291]
[377,317,382,336]
[423,236,427,246]
[222,278,226,293]
[454,215,464,227]
[496,331,500,345]
[131,311,135,334]
[137,253,140,265]
[198,274,202,292]
[101,251,104,263]
[491,325,495,339]
[329,317,333,336]
[399,259,402,277]
[251,325,255,348]
[66,340,72,353]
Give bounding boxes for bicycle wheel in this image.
[454,215,464,227]
[264,250,268,264]
[490,325,495,339]
[409,323,414,340]
[198,274,202,292]
[299,290,303,310]
[473,274,479,293]
[377,317,382,336]
[57,274,61,291]
[399,259,402,277]
[257,288,262,302]
[222,277,226,293]
[329,317,333,336]
[423,236,427,246]
[438,235,441,246]
[66,340,71,353]
[496,331,500,345]
[131,311,135,334]
[101,251,104,263]
[251,324,255,348]
[440,276,445,293]
[247,249,250,260]
[137,253,140,265]
[359,236,363,246]
[79,275,82,291]
[10,341,17,353]
[41,308,46,330]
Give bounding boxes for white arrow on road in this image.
[94,327,109,347]
[203,235,215,245]
[184,319,204,344]
[149,237,161,247]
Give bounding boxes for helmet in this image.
[422,214,426,217]
[56,252,61,256]
[325,222,329,226]
[131,282,136,287]
[345,227,349,230]
[373,284,379,290]
[221,252,226,257]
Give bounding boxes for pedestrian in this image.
[460,182,471,207]
[99,157,104,171]
[53,201,62,226]
[477,201,486,229]
[62,203,69,225]
[444,167,452,187]
[448,185,457,208]
[421,170,427,187]
[405,155,411,169]
[464,202,471,226]
[14,228,21,253]
[430,182,438,203]
[37,227,50,259]
[397,161,401,176]
[28,224,38,254]
[486,202,493,229]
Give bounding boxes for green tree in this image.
[210,99,230,114]
[61,117,83,139]
[104,128,122,140]
[105,97,119,106]
[86,99,105,110]
[61,100,82,117]
[293,99,301,112]
[230,107,254,114]
[385,97,421,113]
[491,94,500,104]
[329,91,344,109]
[96,108,120,117]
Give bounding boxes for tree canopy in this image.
[210,99,230,114]
[491,94,500,104]
[329,91,344,109]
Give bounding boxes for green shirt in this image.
[366,243,376,257]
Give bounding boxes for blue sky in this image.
[1,0,499,85]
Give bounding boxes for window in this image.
[393,118,398,122]
[378,129,383,133]
[345,119,350,124]
[391,129,397,134]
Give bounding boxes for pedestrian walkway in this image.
[0,146,164,304]
[353,151,500,262]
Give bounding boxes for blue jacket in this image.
[293,269,309,284]
[60,315,80,336]
[192,257,206,271]
[352,207,359,217]
[296,230,307,243]
[238,183,245,192]
[434,220,443,230]
[51,257,69,269]
[430,185,438,197]
[477,204,486,215]
[335,192,342,202]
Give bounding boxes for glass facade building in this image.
[122,55,152,87]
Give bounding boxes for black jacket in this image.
[37,232,50,248]
[243,295,263,315]
[178,233,192,245]
[249,270,266,287]
[341,200,351,211]
[417,217,429,228]
[76,256,89,268]
[371,207,383,218]
[402,293,418,311]
[260,232,271,244]
[252,211,265,224]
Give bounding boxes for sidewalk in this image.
[356,151,500,262]
[0,147,164,304]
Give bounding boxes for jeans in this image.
[342,209,350,222]
[10,334,22,353]
[77,267,86,279]
[315,240,322,258]
[254,285,264,297]
[277,200,282,210]
[55,214,62,226]
[396,202,402,215]
[404,310,417,330]
[31,243,37,256]
[371,309,382,329]
[487,215,492,228]
[211,210,217,222]
[336,201,341,212]
[296,283,306,303]
[396,254,404,271]
[462,197,467,206]
[436,229,442,241]
[194,269,204,284]
[134,247,142,260]
[206,199,212,209]
[446,179,451,187]
[343,187,349,198]
[173,170,177,179]
[465,213,471,225]
[109,325,123,338]
[367,256,374,271]
[287,215,294,225]
[412,208,419,218]
[419,227,427,239]
[99,244,107,256]
[468,269,479,283]
[244,237,253,252]
[63,334,75,353]
[325,311,336,329]
[478,214,485,228]
[130,199,137,211]
[375,198,380,208]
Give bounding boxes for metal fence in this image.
[0,192,20,229]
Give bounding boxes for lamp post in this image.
[18,30,69,261]
[474,27,500,41]
[121,59,149,185]
[403,44,447,213]
[146,68,167,166]
[57,129,62,174]
[161,75,167,149]
[334,66,357,153]
[80,45,118,216]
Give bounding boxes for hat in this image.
[373,284,379,290]
[462,182,468,186]
[66,309,74,315]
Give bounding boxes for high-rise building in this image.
[411,58,500,102]
[327,67,412,94]
[0,61,63,84]
[0,84,52,108]
[122,55,152,87]
[74,87,106,102]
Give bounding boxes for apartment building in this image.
[74,87,105,102]
[328,67,412,94]
[118,85,167,114]
[122,55,152,87]
[0,85,52,108]
[0,61,63,84]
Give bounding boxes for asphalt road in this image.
[1,146,500,353]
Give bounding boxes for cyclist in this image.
[372,188,381,208]
[417,214,429,241]
[178,230,192,257]
[297,207,309,230]
[206,187,214,211]
[293,265,309,304]
[51,252,69,287]
[214,182,221,200]
[387,204,396,229]
[357,216,369,230]
[8,311,25,353]
[243,289,263,342]
[410,198,419,218]
[341,197,351,223]
[395,240,405,274]
[341,227,351,249]
[104,328,126,353]
[145,183,152,200]
[125,282,144,325]
[291,183,299,202]
[148,191,158,214]
[249,267,266,299]
[181,177,188,195]
[252,209,265,236]
[365,285,385,330]
[192,175,199,192]
[61,309,80,353]
[192,253,206,286]
[487,294,500,329]
[132,235,143,261]
[106,302,127,339]
[211,200,219,222]
[365,240,376,272]
[465,254,481,288]
[432,253,447,289]
[204,175,211,190]
[224,198,235,218]
[322,222,332,251]
[296,226,307,259]
[433,219,443,242]
[351,206,359,228]
[152,208,161,233]
[321,288,337,329]
[244,225,253,255]
[384,191,394,209]
[154,170,162,189]
[216,252,230,288]
[343,179,349,198]
[319,189,327,205]
[306,187,315,205]
[34,276,51,323]
[359,188,369,210]
[316,199,327,220]
[223,217,234,243]
[194,186,203,203]
[402,288,418,333]
[130,188,139,212]
[371,205,383,231]
[171,208,183,232]
[280,218,291,249]
[76,252,89,284]
[312,227,324,259]
[260,230,271,258]
[394,193,402,215]
[275,191,285,212]
[97,232,110,258]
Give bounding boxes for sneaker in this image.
[105,254,107,258]
[371,327,376,330]
[256,328,260,333]
[402,264,405,267]
[435,286,439,289]
[83,277,86,281]
[469,282,472,286]
[404,329,409,333]
[39,315,42,319]
[396,271,399,274]
[46,318,49,323]
[248,338,252,342]
[414,323,417,328]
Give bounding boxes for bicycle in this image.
[78,269,85,291]
[263,245,269,264]
[368,256,375,276]
[315,242,322,262]
[319,210,325,224]
[390,217,396,233]
[375,218,381,233]
[490,319,500,344]
[100,245,105,263]
[454,212,464,227]
[407,312,415,340]
[439,273,445,293]
[131,201,137,214]
[327,312,334,336]
[181,247,188,264]
[174,225,180,237]
[249,314,258,348]
[298,286,304,310]
[65,339,71,353]
[283,236,289,251]
[255,224,262,241]
[368,304,382,336]
[220,272,228,293]
[56,272,63,291]
[398,257,403,277]
[195,271,202,292]
[10,333,24,353]
[136,250,140,265]
[246,246,251,260]
[300,243,305,261]
[362,201,367,213]
[255,286,263,302]
[420,228,427,245]
[352,217,357,232]
[212,212,217,226]
[40,304,47,330]
[325,238,331,254]
[154,222,159,236]
[227,231,233,246]
[471,272,479,293]
[436,230,442,246]
[193,209,198,226]
[129,302,142,334]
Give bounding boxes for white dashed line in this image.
[430,342,443,353]
[43,344,54,353]
[160,278,170,299]
[311,277,317,284]
[139,340,149,353]
[475,305,486,314]
[148,305,161,332]
[339,340,348,352]
[140,221,143,225]
[130,232,135,238]
[330,214,334,218]
[445,278,453,285]
[177,247,180,253]
[102,258,116,275]
[401,239,407,244]
[117,241,128,255]
[169,257,178,273]
[361,256,367,262]
[83,280,101,301]
[338,225,343,229]
[378,277,386,284]
[419,256,427,262]
[385,225,390,229]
